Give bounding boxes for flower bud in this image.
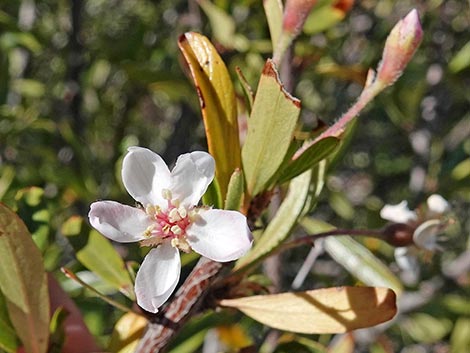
[376,9,423,86]
[282,0,318,37]
[382,223,415,247]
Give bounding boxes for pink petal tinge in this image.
[88,201,151,243]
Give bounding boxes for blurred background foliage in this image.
[0,0,469,352]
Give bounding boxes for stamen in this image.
[169,208,181,222]
[162,189,172,201]
[162,224,171,235]
[170,225,182,235]
[178,206,187,218]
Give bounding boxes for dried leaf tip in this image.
[376,9,423,86]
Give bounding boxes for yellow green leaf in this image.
[303,0,353,35]
[235,170,312,271]
[178,32,241,197]
[224,168,244,211]
[220,286,397,334]
[242,59,301,197]
[263,0,283,53]
[0,203,49,353]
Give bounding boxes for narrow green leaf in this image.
[451,317,470,353]
[235,170,312,271]
[202,178,223,209]
[0,165,15,200]
[62,217,135,300]
[263,0,283,53]
[403,313,452,343]
[178,32,241,197]
[242,59,301,196]
[449,41,470,73]
[224,169,244,211]
[301,218,403,295]
[48,308,68,353]
[235,66,254,112]
[0,203,49,353]
[277,137,339,184]
[303,0,351,35]
[77,231,135,300]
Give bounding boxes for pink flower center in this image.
[140,189,194,251]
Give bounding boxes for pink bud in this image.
[282,0,318,37]
[376,9,423,86]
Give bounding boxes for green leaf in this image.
[449,41,470,73]
[277,137,339,183]
[11,79,45,98]
[451,317,470,353]
[0,291,18,353]
[0,203,49,353]
[235,66,254,112]
[275,336,327,353]
[303,0,351,35]
[202,178,223,209]
[0,32,42,53]
[48,308,68,353]
[0,165,15,200]
[178,32,241,197]
[197,0,248,51]
[263,0,283,53]
[301,218,403,296]
[220,286,397,334]
[403,313,452,344]
[235,170,312,271]
[242,59,301,196]
[62,217,135,300]
[224,169,244,211]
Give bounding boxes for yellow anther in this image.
[162,189,172,201]
[162,224,171,235]
[177,237,191,253]
[170,238,179,248]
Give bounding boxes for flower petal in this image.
[170,151,215,207]
[380,201,417,223]
[89,201,151,243]
[394,246,420,284]
[427,194,450,215]
[186,209,252,262]
[122,147,171,207]
[413,219,441,250]
[134,244,180,313]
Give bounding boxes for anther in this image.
[162,189,172,201]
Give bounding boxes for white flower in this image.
[381,195,450,284]
[427,194,450,215]
[380,200,417,224]
[89,147,253,313]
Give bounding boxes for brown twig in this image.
[135,257,223,353]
